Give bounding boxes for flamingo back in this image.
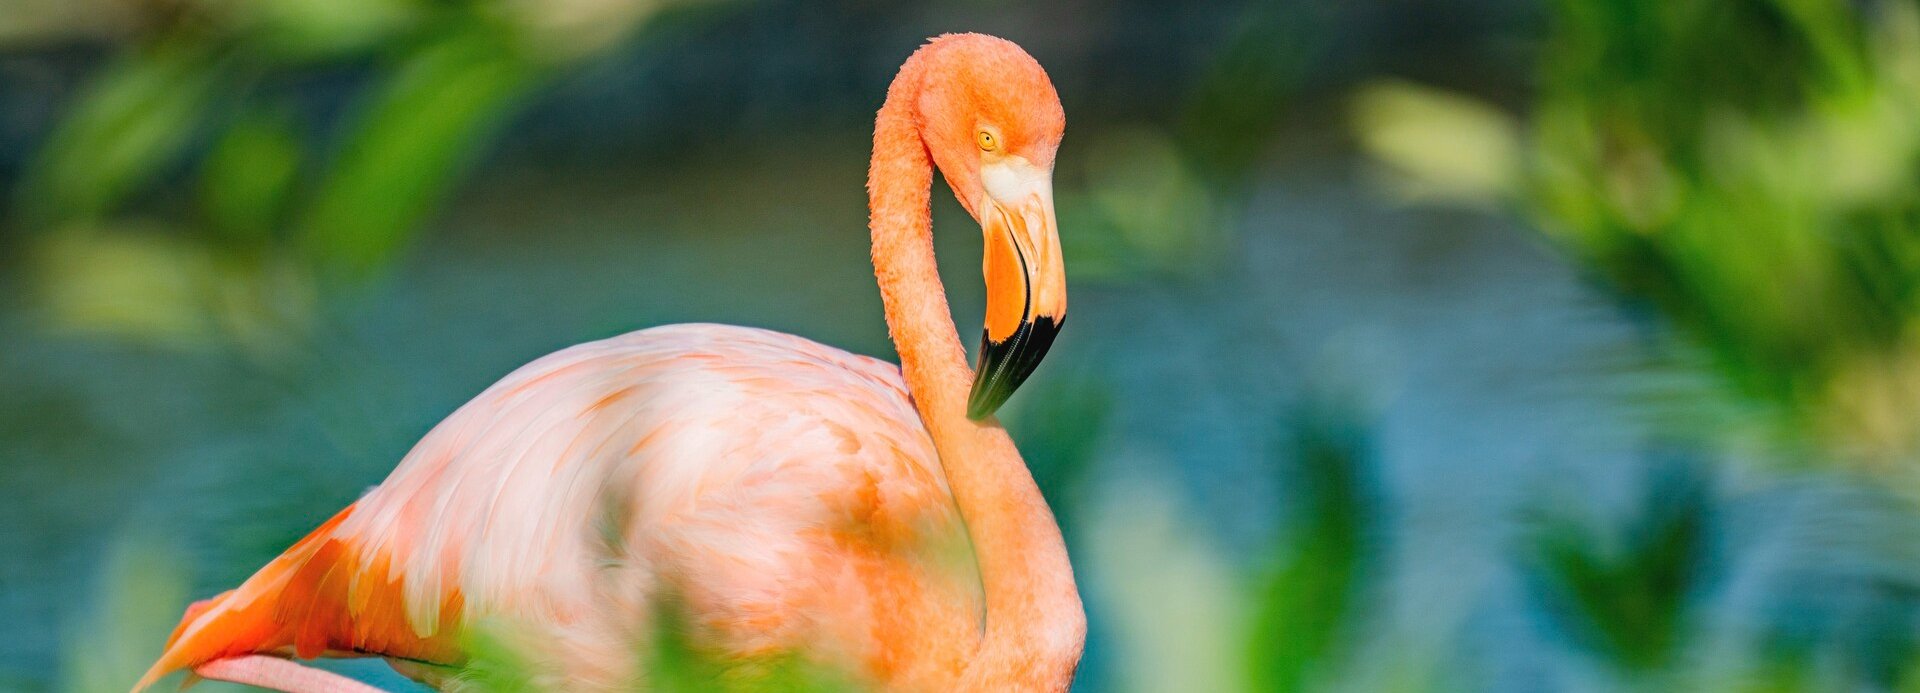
[141,323,982,690]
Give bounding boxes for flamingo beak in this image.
[968,158,1066,421]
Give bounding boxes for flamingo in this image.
[132,33,1084,692]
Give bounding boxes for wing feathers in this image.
[139,324,962,690]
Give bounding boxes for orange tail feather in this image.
[131,503,464,692]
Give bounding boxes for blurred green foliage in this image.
[1245,403,1377,693]
[200,108,303,242]
[1006,368,1113,511]
[1524,0,1920,458]
[11,0,718,349]
[18,43,221,230]
[1176,1,1316,192]
[59,535,189,693]
[1351,2,1920,683]
[295,22,537,277]
[1520,455,1718,680]
[638,598,858,693]
[61,535,251,693]
[452,600,859,692]
[1060,2,1310,283]
[1357,0,1920,460]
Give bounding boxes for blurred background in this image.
[11,0,1920,690]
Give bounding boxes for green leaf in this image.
[58,532,251,693]
[18,45,221,230]
[201,107,304,241]
[1177,1,1316,190]
[1350,80,1523,207]
[1247,403,1378,693]
[32,228,221,345]
[1517,455,1718,676]
[59,534,188,693]
[227,0,423,61]
[296,23,538,278]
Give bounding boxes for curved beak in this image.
[967,158,1066,420]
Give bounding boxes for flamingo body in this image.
[140,33,1086,692]
[145,325,982,689]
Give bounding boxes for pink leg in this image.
[193,656,388,693]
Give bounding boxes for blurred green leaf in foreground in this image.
[1245,402,1379,693]
[1519,453,1720,684]
[1354,0,1920,464]
[61,534,252,693]
[9,0,729,351]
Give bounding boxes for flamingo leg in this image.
[193,656,388,693]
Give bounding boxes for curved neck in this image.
[867,60,1084,690]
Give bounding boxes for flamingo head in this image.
[912,34,1068,420]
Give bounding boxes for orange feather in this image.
[133,504,463,691]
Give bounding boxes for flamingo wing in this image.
[140,323,977,690]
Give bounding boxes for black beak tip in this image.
[965,315,1062,421]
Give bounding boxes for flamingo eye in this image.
[976,129,998,152]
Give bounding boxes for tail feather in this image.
[132,503,464,692]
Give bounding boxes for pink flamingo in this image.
[133,33,1083,692]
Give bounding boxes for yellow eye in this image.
[976,129,998,152]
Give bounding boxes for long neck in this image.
[867,64,1084,690]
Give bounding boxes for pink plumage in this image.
[138,33,1084,693]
